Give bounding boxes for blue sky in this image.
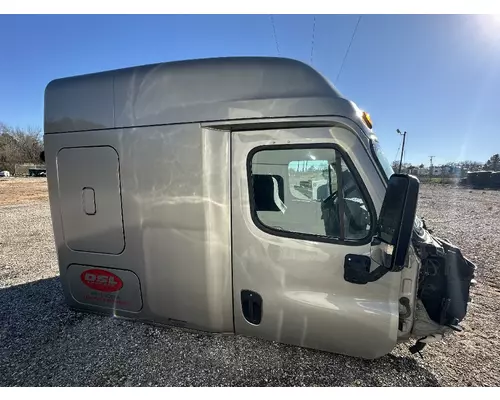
[1,14,499,166]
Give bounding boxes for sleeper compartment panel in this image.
[57,146,125,254]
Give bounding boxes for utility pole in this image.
[397,129,407,173]
[429,155,435,182]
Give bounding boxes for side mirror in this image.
[344,174,419,285]
[40,151,45,163]
[371,174,420,271]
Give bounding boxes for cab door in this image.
[231,125,401,359]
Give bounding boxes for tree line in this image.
[2,121,499,176]
[0,122,44,173]
[392,154,500,173]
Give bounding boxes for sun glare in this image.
[472,14,500,46]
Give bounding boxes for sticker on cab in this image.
[80,269,123,292]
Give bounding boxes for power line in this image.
[270,15,280,56]
[310,15,317,65]
[335,15,363,85]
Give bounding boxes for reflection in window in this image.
[288,159,336,202]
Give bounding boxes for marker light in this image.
[362,111,373,129]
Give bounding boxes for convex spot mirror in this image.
[371,174,420,272]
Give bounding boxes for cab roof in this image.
[44,56,358,134]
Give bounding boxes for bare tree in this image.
[460,160,483,172]
[484,154,500,171]
[0,122,44,173]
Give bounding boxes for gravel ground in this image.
[0,183,499,386]
[0,177,48,205]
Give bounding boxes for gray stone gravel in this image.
[0,184,499,386]
[408,185,500,387]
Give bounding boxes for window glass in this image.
[249,147,372,241]
[288,159,336,201]
[370,139,394,181]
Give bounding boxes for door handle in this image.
[82,187,96,215]
[241,290,263,325]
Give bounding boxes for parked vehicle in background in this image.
[28,168,46,177]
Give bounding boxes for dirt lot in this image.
[0,177,48,205]
[0,179,499,386]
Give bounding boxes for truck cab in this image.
[43,56,476,359]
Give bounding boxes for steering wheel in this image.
[320,180,368,235]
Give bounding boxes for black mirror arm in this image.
[365,264,391,282]
[345,264,390,285]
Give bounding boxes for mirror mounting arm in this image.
[344,264,391,285]
[366,264,391,282]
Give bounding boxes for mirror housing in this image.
[344,174,420,285]
[40,151,45,163]
[371,174,420,272]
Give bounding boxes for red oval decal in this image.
[80,269,123,292]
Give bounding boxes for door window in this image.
[249,146,373,243]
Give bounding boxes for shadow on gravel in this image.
[0,277,440,387]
